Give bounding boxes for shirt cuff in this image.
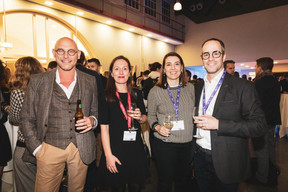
[33,144,42,156]
[90,116,98,129]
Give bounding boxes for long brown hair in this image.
[157,52,187,89]
[105,55,135,102]
[11,56,44,92]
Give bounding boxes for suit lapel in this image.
[43,70,56,127]
[213,74,231,116]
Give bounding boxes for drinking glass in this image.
[127,103,138,131]
[163,114,173,141]
[193,107,203,139]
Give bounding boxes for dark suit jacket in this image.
[20,69,98,165]
[195,73,267,184]
[255,75,281,125]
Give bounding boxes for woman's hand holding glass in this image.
[106,154,122,174]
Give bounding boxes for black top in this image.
[255,75,281,125]
[97,89,149,186]
[142,77,158,100]
[280,79,288,93]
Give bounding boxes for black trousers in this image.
[194,144,238,192]
[152,138,193,192]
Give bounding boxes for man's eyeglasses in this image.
[55,49,78,56]
[201,51,223,60]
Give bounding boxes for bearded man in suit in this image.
[193,38,267,192]
[20,37,98,192]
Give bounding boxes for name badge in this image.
[171,120,185,131]
[123,131,137,141]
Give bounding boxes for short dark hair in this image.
[185,70,191,79]
[157,52,186,89]
[201,38,225,54]
[149,62,161,71]
[48,61,57,69]
[193,75,197,79]
[143,70,150,76]
[224,60,235,69]
[88,58,101,66]
[256,57,274,71]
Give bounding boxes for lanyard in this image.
[167,83,181,120]
[202,71,226,114]
[116,91,131,127]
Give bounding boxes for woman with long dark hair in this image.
[97,56,149,192]
[9,56,44,192]
[147,52,195,192]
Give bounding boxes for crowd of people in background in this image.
[0,36,286,192]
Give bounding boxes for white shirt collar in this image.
[55,69,77,99]
[204,69,225,85]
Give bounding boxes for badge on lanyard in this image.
[123,131,137,141]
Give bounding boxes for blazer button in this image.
[44,124,47,127]
[70,120,72,122]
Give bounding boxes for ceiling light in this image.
[129,28,135,31]
[106,21,112,24]
[274,61,279,64]
[240,63,244,66]
[164,39,168,42]
[147,34,152,37]
[250,67,255,69]
[76,11,84,16]
[245,65,249,68]
[174,1,182,11]
[45,1,53,6]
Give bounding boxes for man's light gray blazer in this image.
[20,69,98,165]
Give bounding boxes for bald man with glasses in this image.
[20,37,98,192]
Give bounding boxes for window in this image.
[145,0,156,17]
[162,0,170,24]
[125,0,139,9]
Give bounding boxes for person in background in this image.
[136,70,150,88]
[142,62,161,100]
[20,37,98,192]
[191,75,198,85]
[148,52,195,192]
[0,60,12,191]
[185,69,192,83]
[97,55,149,192]
[234,71,240,78]
[242,74,247,80]
[75,51,105,192]
[193,38,267,192]
[47,61,57,71]
[224,60,235,75]
[252,57,281,185]
[9,56,44,192]
[87,58,107,88]
[279,74,288,93]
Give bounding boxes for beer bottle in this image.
[75,99,84,132]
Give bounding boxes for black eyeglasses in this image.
[55,49,78,56]
[201,51,223,60]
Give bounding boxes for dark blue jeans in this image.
[194,145,238,192]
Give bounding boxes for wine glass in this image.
[163,114,174,141]
[127,103,138,131]
[193,107,203,139]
